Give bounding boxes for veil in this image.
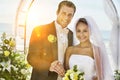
[103,0,120,70]
[84,16,114,80]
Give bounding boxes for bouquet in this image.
[114,70,120,80]
[0,32,31,80]
[63,65,84,80]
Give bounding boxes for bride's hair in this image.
[75,18,89,31]
[75,18,88,27]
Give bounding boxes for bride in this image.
[64,17,114,80]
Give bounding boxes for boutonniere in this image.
[48,34,57,43]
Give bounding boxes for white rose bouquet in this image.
[63,65,84,80]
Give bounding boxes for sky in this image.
[0,0,20,24]
[0,0,119,30]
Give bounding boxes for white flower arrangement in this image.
[0,32,31,80]
[63,65,84,80]
[114,70,120,80]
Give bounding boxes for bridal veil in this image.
[84,16,114,80]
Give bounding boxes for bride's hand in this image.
[49,60,65,77]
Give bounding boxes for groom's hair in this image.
[57,0,76,14]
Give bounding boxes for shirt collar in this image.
[55,21,68,30]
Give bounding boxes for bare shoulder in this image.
[66,46,74,52]
[65,46,77,56]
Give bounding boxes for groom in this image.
[27,0,76,80]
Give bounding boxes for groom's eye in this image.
[77,30,81,32]
[83,30,88,32]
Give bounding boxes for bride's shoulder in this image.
[66,46,74,52]
[66,46,77,54]
[66,45,77,51]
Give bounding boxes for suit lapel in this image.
[68,30,73,46]
[48,22,58,60]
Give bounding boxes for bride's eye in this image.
[83,30,88,32]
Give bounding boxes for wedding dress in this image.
[69,54,96,80]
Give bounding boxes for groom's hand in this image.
[49,60,65,77]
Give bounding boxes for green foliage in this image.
[114,70,120,80]
[0,32,31,80]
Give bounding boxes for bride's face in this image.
[76,22,90,43]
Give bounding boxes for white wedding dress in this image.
[69,54,96,80]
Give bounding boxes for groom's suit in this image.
[27,21,73,80]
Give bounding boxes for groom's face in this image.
[56,5,74,28]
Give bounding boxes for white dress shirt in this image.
[55,21,69,80]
